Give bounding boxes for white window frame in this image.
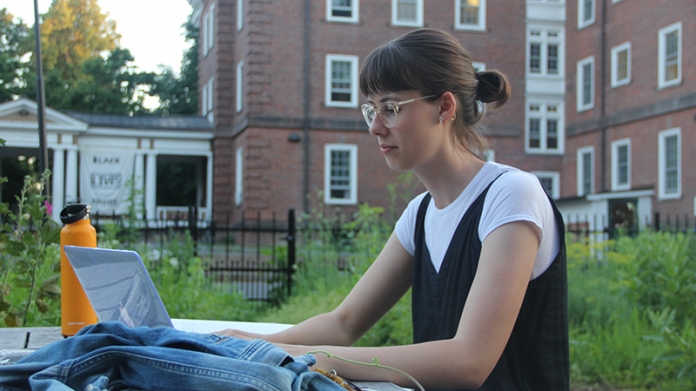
[391,0,423,27]
[237,0,243,31]
[236,61,244,112]
[483,149,495,162]
[611,42,631,87]
[455,0,486,32]
[235,147,243,205]
[324,144,358,205]
[577,146,594,197]
[532,171,560,199]
[578,0,595,29]
[658,22,682,89]
[525,100,564,154]
[527,26,564,77]
[201,82,208,115]
[202,10,209,56]
[658,127,681,200]
[206,77,214,121]
[611,138,631,191]
[203,4,215,56]
[325,54,359,108]
[577,56,595,112]
[326,0,359,23]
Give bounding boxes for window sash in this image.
[582,152,593,195]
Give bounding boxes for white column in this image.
[206,153,213,220]
[134,152,145,219]
[145,153,157,220]
[51,148,65,222]
[65,148,79,204]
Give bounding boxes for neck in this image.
[414,146,485,209]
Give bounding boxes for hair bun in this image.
[475,70,510,108]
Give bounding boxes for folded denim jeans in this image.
[0,322,345,391]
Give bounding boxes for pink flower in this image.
[44,200,53,216]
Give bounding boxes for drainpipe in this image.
[599,0,608,193]
[302,0,311,214]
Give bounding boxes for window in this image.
[577,56,594,111]
[658,128,681,199]
[325,144,358,205]
[392,0,423,27]
[206,77,214,119]
[327,0,359,23]
[577,146,594,196]
[658,22,682,88]
[236,61,244,112]
[235,147,243,205]
[526,101,564,153]
[578,0,595,28]
[611,138,631,191]
[455,0,486,31]
[237,0,243,31]
[201,82,208,116]
[203,4,215,56]
[611,42,631,87]
[325,55,358,108]
[532,171,560,199]
[527,28,563,76]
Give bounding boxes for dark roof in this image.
[63,111,214,131]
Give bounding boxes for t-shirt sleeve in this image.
[394,192,429,257]
[479,171,551,244]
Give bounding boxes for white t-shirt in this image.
[395,162,560,280]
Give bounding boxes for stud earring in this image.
[451,114,456,121]
[438,116,444,124]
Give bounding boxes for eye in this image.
[383,104,397,115]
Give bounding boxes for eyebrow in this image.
[366,95,399,105]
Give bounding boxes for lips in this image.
[379,143,396,153]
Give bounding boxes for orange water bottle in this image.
[59,204,98,336]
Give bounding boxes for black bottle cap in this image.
[59,204,91,224]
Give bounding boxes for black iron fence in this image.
[92,208,296,303]
[564,211,696,241]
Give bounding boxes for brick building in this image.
[190,0,563,224]
[559,0,695,231]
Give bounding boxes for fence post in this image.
[287,209,296,296]
[189,205,199,256]
[654,212,660,231]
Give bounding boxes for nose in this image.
[368,117,388,137]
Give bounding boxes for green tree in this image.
[150,22,199,116]
[61,47,155,115]
[39,0,120,83]
[0,9,32,103]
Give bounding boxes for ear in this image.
[439,92,457,122]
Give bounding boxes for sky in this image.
[0,0,193,76]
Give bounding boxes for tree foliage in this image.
[150,22,199,116]
[0,9,32,103]
[0,0,197,115]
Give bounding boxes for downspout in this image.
[599,0,608,193]
[302,0,311,214]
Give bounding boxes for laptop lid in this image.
[63,246,173,328]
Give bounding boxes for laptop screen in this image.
[63,246,173,328]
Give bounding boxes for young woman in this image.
[220,28,569,391]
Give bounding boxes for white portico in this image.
[0,98,214,222]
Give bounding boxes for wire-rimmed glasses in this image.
[361,95,435,128]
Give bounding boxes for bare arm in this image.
[217,231,414,346]
[279,221,540,390]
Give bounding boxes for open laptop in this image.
[63,246,291,334]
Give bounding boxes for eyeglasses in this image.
[361,95,435,128]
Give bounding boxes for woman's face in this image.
[365,90,445,173]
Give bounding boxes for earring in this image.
[451,114,456,121]
[438,116,444,124]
